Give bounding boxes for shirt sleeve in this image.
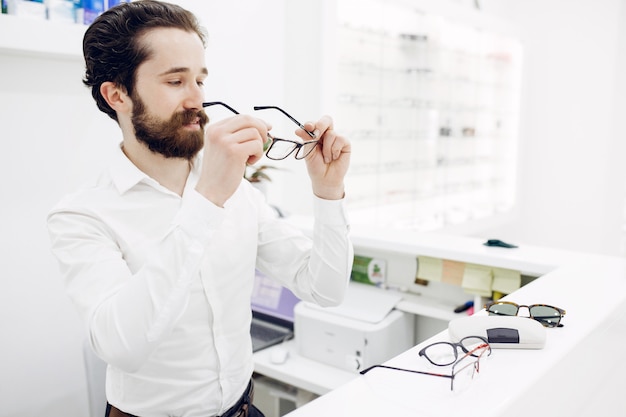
[255,195,354,307]
[47,189,223,372]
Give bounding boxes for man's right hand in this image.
[195,115,270,207]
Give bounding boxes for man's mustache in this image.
[175,109,209,127]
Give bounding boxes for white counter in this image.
[273,224,626,417]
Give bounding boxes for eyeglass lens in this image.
[451,358,480,392]
[255,106,318,161]
[420,336,487,366]
[486,302,563,327]
[450,343,489,391]
[266,139,319,160]
[529,305,562,327]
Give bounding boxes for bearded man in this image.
[47,1,353,416]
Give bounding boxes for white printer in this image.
[295,282,415,373]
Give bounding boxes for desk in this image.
[281,245,626,416]
[253,339,356,396]
[271,223,626,416]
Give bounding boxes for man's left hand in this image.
[296,115,351,200]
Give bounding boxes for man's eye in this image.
[168,80,182,86]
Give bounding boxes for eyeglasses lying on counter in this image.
[202,102,319,161]
[419,336,491,366]
[484,301,566,328]
[360,340,492,391]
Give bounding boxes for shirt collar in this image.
[109,144,148,194]
[109,143,202,195]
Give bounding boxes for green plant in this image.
[245,164,278,183]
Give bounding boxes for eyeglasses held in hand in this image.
[202,102,319,161]
[360,343,491,391]
[484,301,566,328]
[254,106,318,160]
[419,336,491,367]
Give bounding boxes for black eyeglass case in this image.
[448,315,547,349]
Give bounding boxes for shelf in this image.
[396,295,458,321]
[335,1,523,232]
[0,14,85,59]
[253,340,356,396]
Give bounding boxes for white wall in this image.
[0,52,119,417]
[465,0,626,256]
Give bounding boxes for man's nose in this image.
[183,83,204,109]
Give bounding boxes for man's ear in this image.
[100,81,131,114]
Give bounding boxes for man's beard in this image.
[131,94,209,160]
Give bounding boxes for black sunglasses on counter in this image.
[484,301,566,328]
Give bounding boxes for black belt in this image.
[219,380,254,417]
[107,380,255,417]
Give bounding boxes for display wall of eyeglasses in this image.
[336,0,522,230]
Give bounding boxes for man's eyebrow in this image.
[159,67,209,76]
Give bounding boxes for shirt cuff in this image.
[313,195,350,226]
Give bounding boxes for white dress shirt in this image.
[47,146,353,417]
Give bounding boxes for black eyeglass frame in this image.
[253,106,316,138]
[360,343,490,391]
[484,301,566,328]
[202,102,319,161]
[253,105,318,160]
[418,335,491,367]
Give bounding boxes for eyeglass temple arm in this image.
[202,101,240,114]
[360,364,451,379]
[203,102,275,143]
[253,106,316,138]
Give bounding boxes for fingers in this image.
[298,115,349,164]
[229,128,265,162]
[206,114,268,162]
[197,115,270,206]
[300,115,333,140]
[318,129,340,164]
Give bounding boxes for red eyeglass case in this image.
[448,315,547,349]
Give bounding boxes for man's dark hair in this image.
[82,0,207,121]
